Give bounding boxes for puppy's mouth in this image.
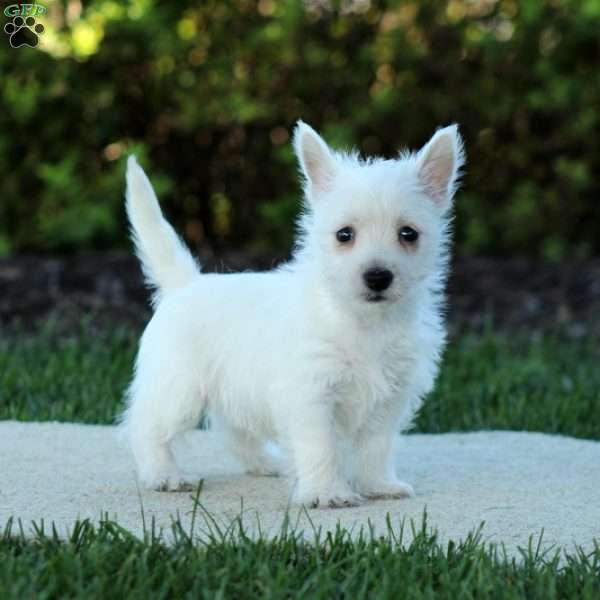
[365,293,387,303]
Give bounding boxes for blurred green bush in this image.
[1,0,598,259]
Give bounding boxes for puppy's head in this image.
[293,121,464,311]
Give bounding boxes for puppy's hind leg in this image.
[214,420,281,477]
[122,372,204,492]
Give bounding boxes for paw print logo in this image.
[4,16,45,48]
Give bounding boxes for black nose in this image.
[363,268,394,292]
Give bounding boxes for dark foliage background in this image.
[1,0,598,259]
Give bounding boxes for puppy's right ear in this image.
[293,121,337,197]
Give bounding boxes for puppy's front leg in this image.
[353,409,415,499]
[283,398,362,508]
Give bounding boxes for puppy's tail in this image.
[125,156,200,306]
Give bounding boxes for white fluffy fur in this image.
[120,122,465,508]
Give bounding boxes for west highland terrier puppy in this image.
[120,121,464,508]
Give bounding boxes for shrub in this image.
[1,0,598,259]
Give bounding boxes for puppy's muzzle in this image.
[363,268,394,292]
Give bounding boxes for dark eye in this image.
[399,226,419,243]
[336,226,355,243]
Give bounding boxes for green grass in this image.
[1,511,599,599]
[0,322,137,424]
[1,323,600,598]
[1,322,599,439]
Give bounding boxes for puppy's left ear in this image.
[416,125,465,211]
[293,121,337,199]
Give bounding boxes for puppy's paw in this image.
[359,478,415,500]
[143,471,201,492]
[243,452,282,477]
[296,485,364,509]
[247,466,280,477]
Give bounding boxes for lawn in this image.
[1,323,599,598]
[2,513,599,599]
[1,322,599,440]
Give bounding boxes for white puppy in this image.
[120,121,464,508]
